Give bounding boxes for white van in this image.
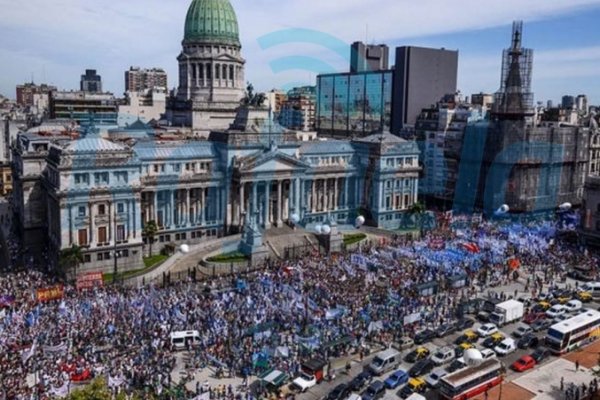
[580,282,600,299]
[368,348,401,375]
[565,300,583,313]
[494,338,516,356]
[170,330,201,350]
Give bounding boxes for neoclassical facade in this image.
[167,0,246,134]
[17,107,420,273]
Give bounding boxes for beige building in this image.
[119,88,167,124]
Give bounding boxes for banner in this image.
[403,312,421,325]
[43,342,68,354]
[36,285,64,302]
[76,272,104,290]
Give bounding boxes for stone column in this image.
[277,180,283,226]
[240,183,245,216]
[252,182,258,213]
[334,177,339,210]
[296,179,301,215]
[344,177,349,209]
[311,180,316,213]
[200,187,206,225]
[264,181,271,229]
[153,192,158,223]
[185,189,190,226]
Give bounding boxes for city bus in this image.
[438,359,503,400]
[545,309,600,355]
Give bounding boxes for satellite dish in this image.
[559,202,572,211]
[291,213,300,224]
[315,224,322,234]
[463,349,483,366]
[321,225,331,235]
[180,244,190,254]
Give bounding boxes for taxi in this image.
[453,329,479,345]
[454,342,475,358]
[398,377,427,398]
[576,291,593,303]
[482,332,505,348]
[554,295,572,305]
[536,301,551,311]
[403,347,431,363]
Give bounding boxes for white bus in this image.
[545,309,600,355]
[439,359,503,400]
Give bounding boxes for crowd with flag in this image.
[0,217,595,399]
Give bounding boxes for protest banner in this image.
[36,285,64,302]
[76,272,104,290]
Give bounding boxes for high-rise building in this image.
[455,21,589,214]
[166,0,245,134]
[471,93,494,110]
[576,94,588,113]
[265,89,287,114]
[350,42,389,73]
[391,46,458,132]
[561,95,575,110]
[125,67,168,92]
[49,91,118,125]
[316,70,393,138]
[80,69,103,93]
[16,83,57,107]
[279,86,316,132]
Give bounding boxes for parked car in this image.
[454,330,479,345]
[398,378,427,399]
[479,349,497,360]
[455,318,475,330]
[513,324,533,338]
[327,384,350,400]
[292,372,317,392]
[436,323,457,338]
[361,381,385,400]
[404,347,430,363]
[530,347,551,363]
[431,347,455,366]
[576,291,593,303]
[494,338,517,356]
[477,323,499,337]
[396,336,414,351]
[446,359,466,373]
[531,318,552,332]
[568,269,595,282]
[454,342,475,358]
[408,359,435,378]
[517,333,540,349]
[350,371,372,391]
[425,368,448,388]
[523,312,546,325]
[482,333,505,348]
[384,370,409,390]
[511,355,536,372]
[414,329,436,345]
[565,300,583,313]
[546,304,567,319]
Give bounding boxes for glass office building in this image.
[316,70,393,138]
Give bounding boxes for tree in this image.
[59,244,83,281]
[142,220,158,257]
[408,202,426,237]
[65,377,144,400]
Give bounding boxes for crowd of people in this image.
[0,216,596,399]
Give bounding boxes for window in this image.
[78,206,86,217]
[154,165,159,173]
[117,203,124,213]
[94,172,109,185]
[116,225,125,242]
[78,229,88,246]
[98,227,107,244]
[115,171,128,183]
[97,253,103,261]
[173,164,180,172]
[121,249,129,258]
[84,255,91,263]
[98,204,106,215]
[74,173,89,185]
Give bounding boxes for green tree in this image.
[66,377,145,400]
[408,202,426,237]
[59,244,84,281]
[142,220,159,257]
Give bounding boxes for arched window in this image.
[199,64,204,80]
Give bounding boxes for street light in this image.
[112,250,120,284]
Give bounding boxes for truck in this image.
[292,357,329,392]
[489,300,524,326]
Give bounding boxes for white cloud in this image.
[1,0,600,101]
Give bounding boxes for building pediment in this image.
[237,150,310,175]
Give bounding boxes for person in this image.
[561,376,564,391]
[576,360,580,372]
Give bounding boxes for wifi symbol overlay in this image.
[257,28,351,91]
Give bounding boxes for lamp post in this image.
[112,249,120,284]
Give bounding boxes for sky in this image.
[2,0,600,105]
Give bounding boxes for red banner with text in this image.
[76,272,104,290]
[37,285,64,302]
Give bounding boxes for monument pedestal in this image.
[239,211,269,264]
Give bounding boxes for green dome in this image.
[184,0,240,46]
